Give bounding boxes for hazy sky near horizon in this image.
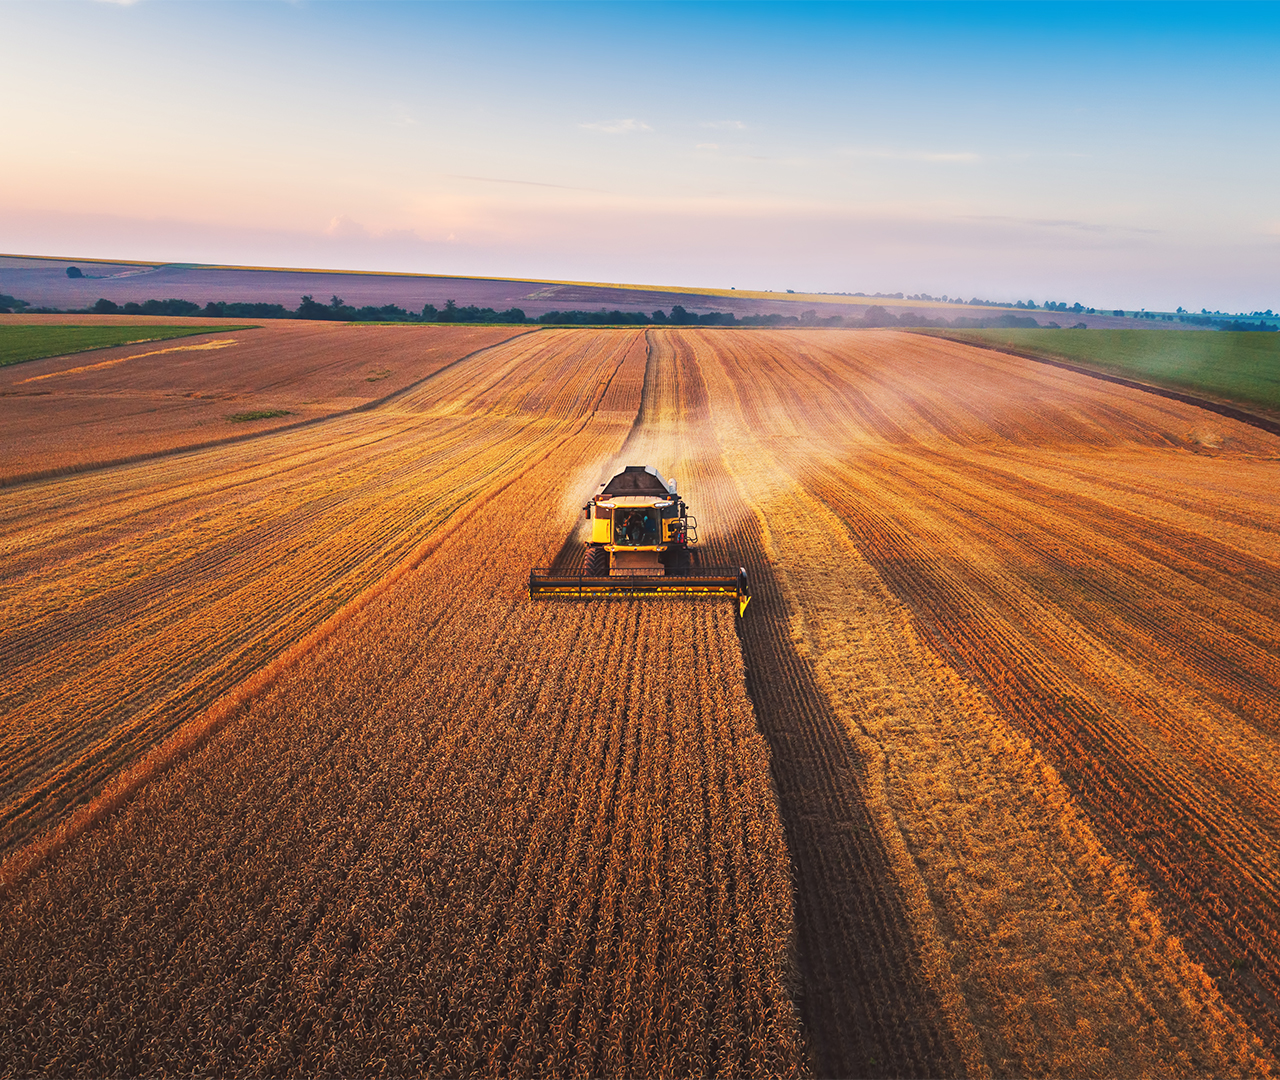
[3,1,1277,310]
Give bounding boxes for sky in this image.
[2,1,1277,311]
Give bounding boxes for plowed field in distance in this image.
[0,315,523,483]
[1,324,1278,1077]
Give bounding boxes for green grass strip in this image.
[913,328,1280,413]
[227,410,291,423]
[0,325,251,368]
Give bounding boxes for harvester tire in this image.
[582,545,608,576]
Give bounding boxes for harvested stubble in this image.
[4,322,1279,1077]
[600,331,970,1078]
[671,326,1278,1076]
[0,329,805,1076]
[0,319,525,483]
[0,328,628,858]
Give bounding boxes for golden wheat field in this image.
[1,322,1278,1077]
[0,317,525,483]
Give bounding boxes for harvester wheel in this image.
[582,545,608,576]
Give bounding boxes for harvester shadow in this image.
[733,532,967,1079]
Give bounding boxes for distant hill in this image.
[0,252,1188,330]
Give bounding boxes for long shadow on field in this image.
[549,513,965,1075]
[732,528,968,1079]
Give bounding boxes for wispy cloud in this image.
[841,146,980,163]
[448,174,609,195]
[1008,150,1090,161]
[579,118,652,134]
[325,215,372,239]
[701,120,746,130]
[965,214,1160,235]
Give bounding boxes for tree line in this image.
[3,290,1272,331]
[77,296,1084,330]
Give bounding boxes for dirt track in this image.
[0,320,525,483]
[611,331,970,1076]
[0,329,616,855]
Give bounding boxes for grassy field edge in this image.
[912,327,1280,432]
[0,323,256,367]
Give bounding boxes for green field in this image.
[0,325,247,367]
[228,409,291,423]
[915,328,1280,413]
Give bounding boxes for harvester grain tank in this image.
[529,465,750,615]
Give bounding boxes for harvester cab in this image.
[587,465,691,576]
[529,465,750,616]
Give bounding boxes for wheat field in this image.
[2,324,1277,1076]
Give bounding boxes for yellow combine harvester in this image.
[529,465,751,616]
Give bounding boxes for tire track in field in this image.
[703,327,1280,1069]
[912,331,1280,439]
[0,324,533,488]
[628,330,967,1078]
[0,329,807,1077]
[0,330,644,855]
[807,448,1280,1057]
[678,327,1276,1077]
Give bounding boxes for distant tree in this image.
[296,295,329,320]
[669,305,696,325]
[650,309,667,323]
[66,266,83,279]
[740,312,799,326]
[1113,309,1125,316]
[421,303,439,321]
[140,298,199,316]
[204,300,290,318]
[348,303,412,322]
[92,298,120,314]
[860,305,897,327]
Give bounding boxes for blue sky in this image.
[3,1,1277,309]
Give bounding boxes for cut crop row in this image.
[0,329,641,856]
[675,326,1277,1075]
[0,329,806,1076]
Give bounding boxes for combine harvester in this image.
[529,465,751,616]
